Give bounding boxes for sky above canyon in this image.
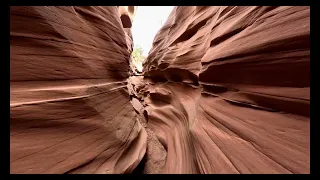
[132,6,174,56]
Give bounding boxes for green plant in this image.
[132,45,146,64]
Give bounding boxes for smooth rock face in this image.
[10,6,146,174]
[10,6,310,174]
[139,6,310,174]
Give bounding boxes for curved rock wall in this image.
[10,6,146,174]
[10,6,310,174]
[137,6,310,174]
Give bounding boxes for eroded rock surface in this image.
[134,6,310,174]
[10,6,310,174]
[10,6,146,174]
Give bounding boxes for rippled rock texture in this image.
[10,6,147,174]
[138,6,310,174]
[10,6,310,174]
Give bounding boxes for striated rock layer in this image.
[10,6,310,174]
[10,6,147,174]
[136,6,310,174]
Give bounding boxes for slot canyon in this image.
[10,6,310,174]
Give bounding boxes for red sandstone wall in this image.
[10,6,146,174]
[136,6,310,174]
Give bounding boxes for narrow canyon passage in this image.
[10,6,310,174]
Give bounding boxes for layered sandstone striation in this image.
[134,6,310,174]
[10,6,310,174]
[10,6,146,174]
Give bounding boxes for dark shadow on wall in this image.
[121,14,132,28]
[131,151,147,174]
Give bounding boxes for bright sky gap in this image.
[132,6,174,57]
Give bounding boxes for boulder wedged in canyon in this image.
[10,6,146,174]
[136,6,310,174]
